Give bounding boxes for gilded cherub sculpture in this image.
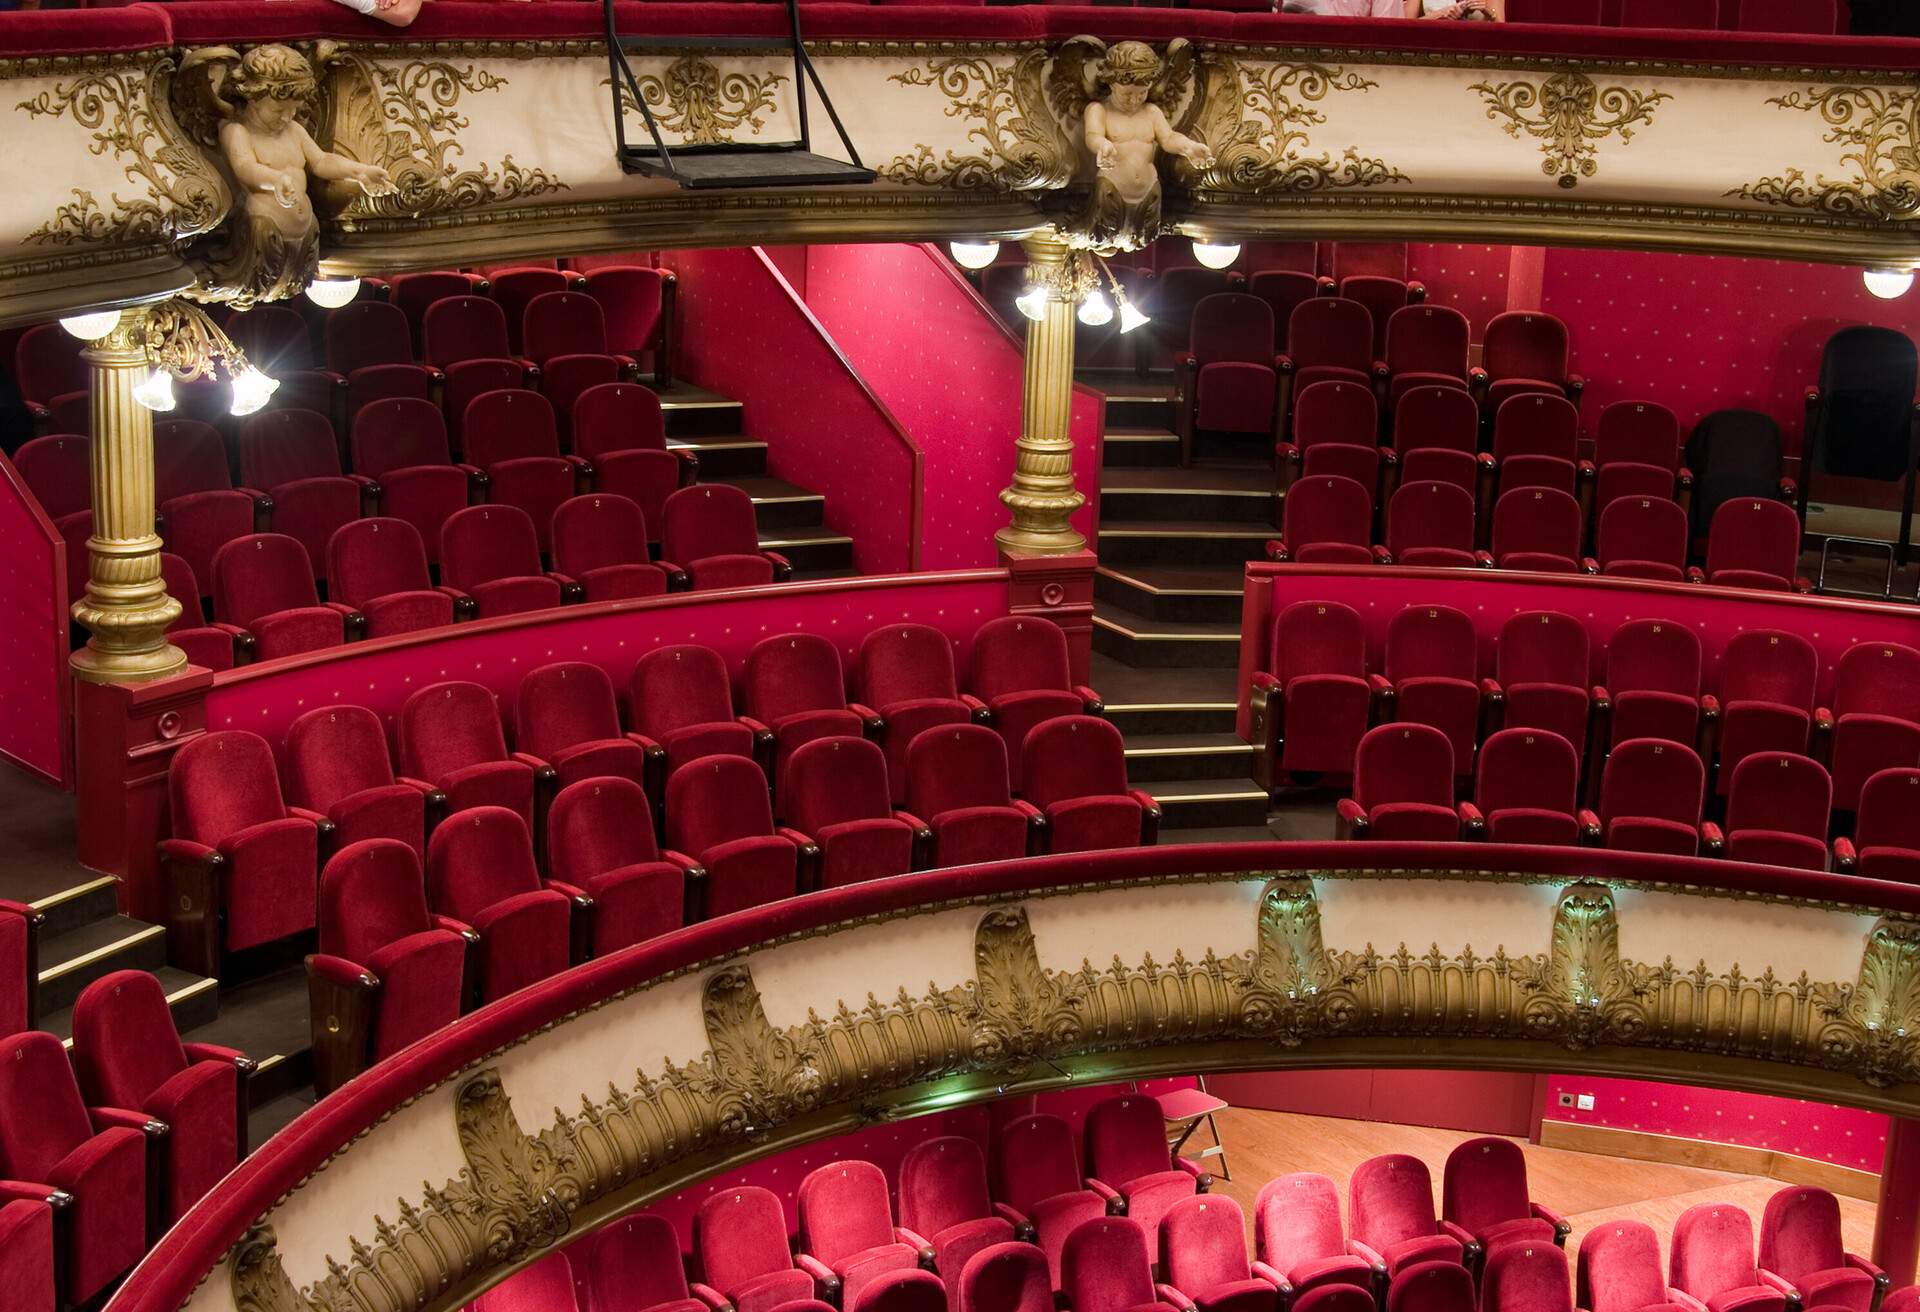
[1049,38,1214,253]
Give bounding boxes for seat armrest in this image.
[896,1227,937,1267]
[1176,1158,1211,1186]
[90,1104,167,1138]
[432,914,479,943]
[1372,545,1394,565]
[1266,540,1291,562]
[765,550,793,582]
[795,1253,840,1301]
[1757,1271,1797,1299]
[690,1285,734,1312]
[1685,565,1705,584]
[1468,365,1489,387]
[1700,821,1725,855]
[1336,798,1370,841]
[1479,677,1504,705]
[1700,694,1721,723]
[434,585,478,621]
[1075,686,1104,714]
[1346,1239,1387,1275]
[1590,683,1611,711]
[1577,809,1603,845]
[1833,835,1858,873]
[1475,551,1496,567]
[1439,1219,1476,1249]
[1085,1176,1125,1211]
[547,877,590,902]
[1276,353,1295,376]
[1581,556,1600,575]
[1155,1284,1199,1312]
[1129,788,1162,847]
[1458,800,1486,839]
[993,1202,1037,1242]
[1251,1261,1291,1294]
[183,1041,250,1068]
[1530,1201,1571,1243]
[658,559,691,591]
[0,1179,68,1209]
[1846,1254,1889,1298]
[849,702,884,734]
[961,693,992,722]
[510,751,553,774]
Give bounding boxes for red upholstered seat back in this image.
[785,737,892,833]
[427,805,542,924]
[1387,481,1475,560]
[861,1269,947,1312]
[211,533,321,626]
[996,1113,1083,1211]
[1386,305,1470,379]
[13,323,86,404]
[586,1215,692,1312]
[586,267,669,357]
[160,552,208,623]
[553,494,648,577]
[1393,385,1479,456]
[227,305,312,372]
[1601,740,1705,829]
[424,295,513,368]
[1596,498,1687,574]
[523,291,610,365]
[1759,1186,1846,1281]
[238,409,342,489]
[1476,729,1579,819]
[698,1185,796,1292]
[1386,605,1476,683]
[1389,1261,1476,1312]
[899,1136,993,1238]
[393,271,478,337]
[1341,276,1411,359]
[1283,476,1372,555]
[1484,1242,1573,1312]
[1607,620,1701,697]
[1833,641,1920,720]
[908,724,1014,818]
[475,1251,578,1312]
[352,399,453,478]
[14,434,91,520]
[1355,724,1453,811]
[1084,1092,1169,1186]
[1298,1286,1376,1312]
[488,269,570,354]
[286,704,399,813]
[154,419,233,502]
[746,633,850,724]
[1578,1221,1667,1312]
[1735,0,1834,29]
[1063,1218,1157,1312]
[1727,754,1831,843]
[400,680,511,780]
[169,730,288,844]
[464,389,561,465]
[319,838,434,961]
[1483,312,1570,384]
[548,776,662,884]
[573,382,667,458]
[1022,717,1128,811]
[1856,769,1920,853]
[667,754,775,853]
[1493,394,1579,462]
[440,504,544,590]
[1493,490,1581,563]
[71,969,189,1110]
[632,644,737,739]
[1191,293,1275,367]
[1350,1154,1442,1250]
[328,518,436,606]
[1256,1171,1346,1268]
[1275,600,1366,684]
[0,1031,94,1179]
[1288,298,1373,372]
[1249,271,1323,351]
[1445,1136,1538,1236]
[798,1159,897,1266]
[860,623,960,707]
[1620,0,1720,25]
[1294,381,1377,451]
[663,484,759,562]
[516,662,624,762]
[959,1241,1052,1312]
[1596,402,1681,471]
[968,616,1070,701]
[327,301,413,374]
[1671,1204,1762,1301]
[1720,631,1817,712]
[1153,268,1234,349]
[1163,1194,1254,1291]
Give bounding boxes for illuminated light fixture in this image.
[1077,289,1114,327]
[1192,240,1241,270]
[60,309,122,341]
[132,368,176,412]
[1117,293,1149,334]
[228,366,279,417]
[304,277,362,309]
[1015,285,1050,321]
[1864,268,1914,300]
[949,241,1000,270]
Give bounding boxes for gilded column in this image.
[69,315,185,684]
[997,231,1087,555]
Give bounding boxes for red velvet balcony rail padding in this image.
[101,837,1920,1312]
[11,3,1919,70]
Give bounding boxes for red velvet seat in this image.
[1342,276,1419,365]
[1758,1187,1883,1312]
[13,323,87,431]
[1472,729,1594,847]
[210,532,356,661]
[1734,0,1835,29]
[159,552,242,671]
[327,517,464,638]
[1064,1217,1187,1312]
[286,703,433,859]
[1384,605,1485,778]
[1491,489,1582,574]
[1350,1155,1465,1277]
[1254,600,1374,784]
[1883,1291,1920,1312]
[71,969,247,1225]
[1338,723,1460,841]
[0,900,34,1039]
[1181,293,1281,460]
[796,1159,927,1309]
[898,1136,1015,1283]
[585,265,674,383]
[1599,739,1710,856]
[1670,1204,1788,1312]
[1163,1194,1282,1312]
[490,267,573,354]
[1385,481,1482,569]
[783,736,921,888]
[1493,611,1592,753]
[993,1112,1107,1289]
[1294,1287,1374,1312]
[1489,394,1583,502]
[967,615,1102,792]
[552,493,678,601]
[1703,500,1807,592]
[1483,1242,1573,1312]
[1387,1261,1476,1312]
[398,679,538,827]
[958,1242,1053,1312]
[154,418,263,589]
[1282,298,1375,430]
[698,1186,817,1312]
[1619,0,1720,25]
[0,1031,147,1305]
[1591,497,1689,581]
[423,294,527,369]
[1267,475,1374,565]
[162,729,322,974]
[905,724,1035,869]
[1152,267,1235,361]
[629,643,763,800]
[547,776,689,955]
[1579,1221,1690,1312]
[586,1212,714,1312]
[427,805,575,1003]
[515,660,651,793]
[1085,1092,1205,1237]
[441,504,572,617]
[1598,619,1704,763]
[1389,386,1482,502]
[1249,271,1327,355]
[444,358,533,450]
[572,382,695,531]
[1281,381,1380,498]
[850,1270,946,1312]
[1838,768,1920,881]
[236,408,362,580]
[0,1198,54,1312]
[392,271,486,352]
[1593,401,1687,521]
[663,484,789,591]
[666,754,806,918]
[325,299,415,376]
[1829,642,1920,813]
[744,634,869,793]
[1724,752,1831,870]
[350,398,481,565]
[1383,304,1472,408]
[857,622,977,803]
[1023,717,1158,852]
[474,1250,579,1312]
[1253,1172,1372,1302]
[1712,630,1819,797]
[463,389,583,550]
[14,433,90,520]
[1440,1137,1567,1256]
[1481,312,1580,412]
[523,289,635,371]
[343,364,440,433]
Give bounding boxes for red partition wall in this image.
[1211,1069,1542,1138]
[803,243,1105,566]
[671,246,922,573]
[1236,563,1920,739]
[0,453,70,786]
[1406,243,1520,338]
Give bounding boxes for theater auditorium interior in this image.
[1,2,1919,1312]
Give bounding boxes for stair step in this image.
[1097,520,1273,569]
[247,1089,317,1153]
[763,528,855,575]
[38,915,167,1015]
[1103,428,1181,468]
[1096,566,1246,626]
[1101,469,1277,523]
[669,438,767,479]
[714,475,827,532]
[44,967,217,1045]
[182,966,314,1109]
[29,874,121,940]
[1124,733,1258,783]
[1147,778,1271,830]
[1106,701,1240,736]
[655,384,744,438]
[1092,603,1242,669]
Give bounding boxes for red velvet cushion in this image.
[1486,808,1579,847]
[365,930,469,1060]
[815,818,914,888]
[1046,795,1143,854]
[146,1060,238,1222]
[219,817,319,950]
[360,591,455,639]
[929,806,1029,867]
[584,863,683,955]
[689,553,776,591]
[1367,802,1459,842]
[0,1200,53,1312]
[701,835,798,917]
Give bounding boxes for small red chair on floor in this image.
[1723,754,1832,870]
[666,755,808,918]
[1836,768,1920,881]
[1084,1092,1206,1238]
[897,1136,1016,1281]
[907,724,1038,868]
[697,1186,817,1312]
[547,776,689,956]
[1253,1172,1373,1301]
[1349,1157,1470,1278]
[992,1113,1107,1290]
[782,736,923,888]
[1337,724,1461,841]
[285,703,434,859]
[585,1213,713,1312]
[1162,1194,1283,1312]
[1670,1204,1788,1312]
[966,616,1102,792]
[1064,1218,1192,1312]
[1758,1187,1884,1312]
[1022,716,1159,852]
[795,1159,930,1309]
[1441,1137,1567,1256]
[1470,729,1596,847]
[426,806,576,1004]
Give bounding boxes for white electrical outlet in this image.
[1577,1093,1596,1111]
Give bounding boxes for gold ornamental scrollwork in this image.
[616,55,788,146]
[1468,70,1671,188]
[1180,53,1405,196]
[1729,86,1920,222]
[969,905,1087,1068]
[882,48,1074,193]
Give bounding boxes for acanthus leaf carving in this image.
[702,962,826,1137]
[882,48,1074,194]
[614,54,788,147]
[1182,54,1406,197]
[1468,70,1670,188]
[968,904,1087,1068]
[1729,85,1920,222]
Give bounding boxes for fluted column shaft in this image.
[997,232,1087,556]
[69,316,185,684]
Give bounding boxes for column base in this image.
[70,641,190,685]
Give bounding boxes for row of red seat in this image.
[1250,602,1920,818]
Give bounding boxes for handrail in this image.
[105,838,1920,1312]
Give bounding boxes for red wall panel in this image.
[1211,1069,1538,1137]
[1407,243,1517,338]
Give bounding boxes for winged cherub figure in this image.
[1062,40,1215,252]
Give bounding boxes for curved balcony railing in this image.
[106,839,1920,1312]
